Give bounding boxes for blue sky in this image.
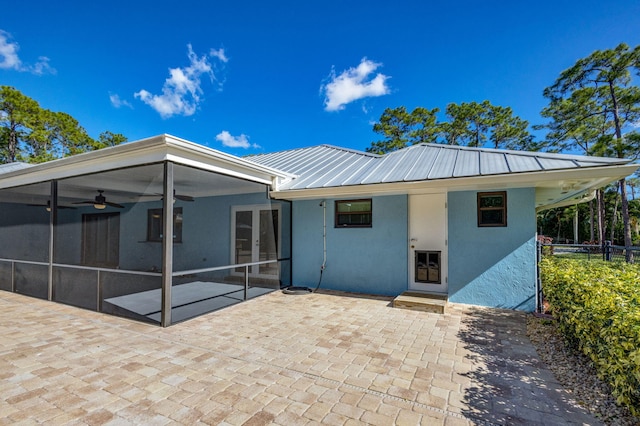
[1,0,639,155]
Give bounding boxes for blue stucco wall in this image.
[117,191,289,272]
[291,195,407,296]
[447,188,537,311]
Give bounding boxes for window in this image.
[477,192,507,227]
[147,207,183,242]
[335,199,372,228]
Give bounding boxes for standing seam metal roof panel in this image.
[321,156,377,188]
[270,146,336,173]
[452,149,480,177]
[359,150,410,184]
[338,157,383,186]
[480,151,511,175]
[381,146,427,183]
[428,148,459,179]
[402,145,441,181]
[537,157,580,170]
[251,148,311,170]
[271,146,340,172]
[286,151,363,189]
[505,155,544,173]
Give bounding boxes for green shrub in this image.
[540,258,640,415]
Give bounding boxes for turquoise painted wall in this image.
[447,188,537,311]
[291,195,407,296]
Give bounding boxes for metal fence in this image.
[535,241,640,312]
[538,242,640,263]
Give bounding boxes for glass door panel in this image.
[231,205,280,278]
[235,210,253,272]
[259,209,278,275]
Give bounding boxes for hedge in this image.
[540,258,640,415]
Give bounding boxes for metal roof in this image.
[0,162,34,175]
[250,143,631,190]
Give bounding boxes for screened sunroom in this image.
[0,135,292,326]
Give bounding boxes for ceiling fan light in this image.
[94,203,107,210]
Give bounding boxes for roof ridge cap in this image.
[414,143,631,164]
[320,144,381,157]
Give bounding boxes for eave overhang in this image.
[268,163,640,210]
[0,134,293,190]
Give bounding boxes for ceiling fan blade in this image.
[175,194,195,202]
[27,201,76,209]
[72,200,96,205]
[105,201,124,209]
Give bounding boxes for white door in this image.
[231,205,281,278]
[409,193,448,293]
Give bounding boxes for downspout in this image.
[314,200,327,292]
[322,200,327,271]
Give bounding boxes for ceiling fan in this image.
[27,200,76,211]
[73,190,124,209]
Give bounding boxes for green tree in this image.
[368,101,532,154]
[0,86,41,163]
[96,131,128,149]
[444,101,532,149]
[541,43,640,260]
[0,86,127,163]
[489,104,533,150]
[368,106,439,154]
[444,101,491,147]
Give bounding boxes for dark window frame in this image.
[335,199,372,228]
[147,207,183,242]
[477,191,507,227]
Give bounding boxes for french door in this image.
[231,205,280,278]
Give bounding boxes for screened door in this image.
[231,205,280,277]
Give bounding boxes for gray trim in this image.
[48,180,57,301]
[161,162,174,327]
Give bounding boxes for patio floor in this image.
[0,289,600,425]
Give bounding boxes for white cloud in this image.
[321,58,390,112]
[0,30,21,70]
[0,30,56,75]
[135,44,227,118]
[210,48,228,63]
[216,130,259,149]
[109,93,133,109]
[31,56,55,75]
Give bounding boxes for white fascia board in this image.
[0,143,167,189]
[269,164,640,200]
[0,134,293,190]
[163,135,294,181]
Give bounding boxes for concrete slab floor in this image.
[0,289,600,425]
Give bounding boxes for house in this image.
[0,135,636,326]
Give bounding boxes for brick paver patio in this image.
[0,289,599,425]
